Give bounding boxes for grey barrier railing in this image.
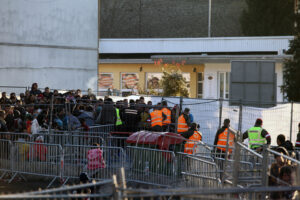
[0,139,126,188]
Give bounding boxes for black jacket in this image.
[99,104,116,125]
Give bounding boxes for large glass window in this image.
[218,72,230,99]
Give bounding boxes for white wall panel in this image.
[0,0,98,90]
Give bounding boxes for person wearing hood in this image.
[296,123,300,148]
[63,110,81,130]
[97,98,116,125]
[78,105,95,126]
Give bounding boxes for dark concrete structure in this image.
[100,0,246,38]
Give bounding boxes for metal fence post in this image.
[179,96,183,113]
[60,147,64,185]
[10,140,14,175]
[175,106,180,133]
[261,145,268,187]
[232,132,241,187]
[238,99,243,133]
[218,98,223,129]
[49,95,54,134]
[290,101,294,141]
[261,145,268,200]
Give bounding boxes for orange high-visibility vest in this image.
[216,128,234,153]
[161,108,171,125]
[150,110,163,127]
[184,131,202,154]
[177,114,188,133]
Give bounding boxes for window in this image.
[146,73,163,91]
[218,72,230,99]
[145,72,191,93]
[197,72,203,98]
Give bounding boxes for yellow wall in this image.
[98,63,204,98]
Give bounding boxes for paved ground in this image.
[0,176,62,194]
[0,180,48,194]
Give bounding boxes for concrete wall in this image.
[100,0,246,38]
[0,0,98,91]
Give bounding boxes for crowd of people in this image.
[0,83,200,137]
[1,83,300,195]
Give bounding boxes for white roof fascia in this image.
[99,55,292,64]
[99,36,293,54]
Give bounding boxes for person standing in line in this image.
[242,118,271,152]
[296,123,300,148]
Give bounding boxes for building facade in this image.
[99,36,292,101]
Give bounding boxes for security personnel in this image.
[150,105,166,132]
[243,118,271,151]
[161,101,171,131]
[184,123,202,155]
[214,119,235,154]
[115,104,123,131]
[177,108,191,133]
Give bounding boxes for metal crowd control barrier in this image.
[0,179,113,200]
[0,140,12,179]
[232,142,263,187]
[63,144,125,184]
[126,146,177,187]
[79,124,115,135]
[0,140,64,188]
[178,152,221,188]
[0,132,32,141]
[33,131,105,147]
[77,125,114,143]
